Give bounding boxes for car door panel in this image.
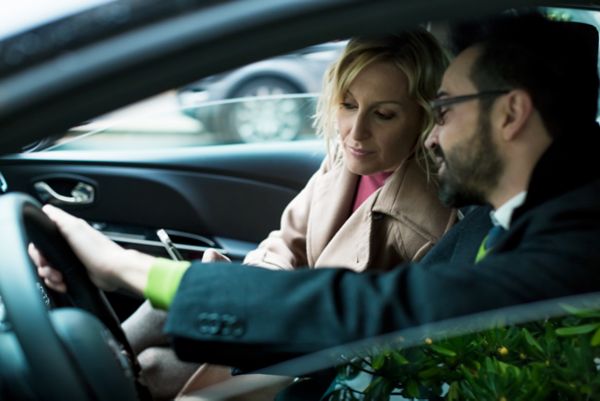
[5,163,293,257]
[0,142,324,261]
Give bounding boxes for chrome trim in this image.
[0,172,6,193]
[105,233,227,255]
[33,181,95,205]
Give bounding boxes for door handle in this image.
[34,181,95,205]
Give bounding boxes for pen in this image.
[156,229,183,261]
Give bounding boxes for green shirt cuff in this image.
[143,257,191,310]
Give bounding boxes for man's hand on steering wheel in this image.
[29,204,156,296]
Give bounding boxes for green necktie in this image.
[475,225,506,263]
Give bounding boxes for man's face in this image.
[425,46,504,207]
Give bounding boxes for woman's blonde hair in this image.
[314,28,449,179]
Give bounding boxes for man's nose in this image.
[425,124,440,150]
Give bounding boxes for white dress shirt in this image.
[490,191,527,229]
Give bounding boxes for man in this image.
[34,13,600,374]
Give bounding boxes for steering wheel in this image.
[0,193,146,400]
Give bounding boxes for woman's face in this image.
[337,60,423,176]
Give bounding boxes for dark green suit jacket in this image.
[165,127,600,371]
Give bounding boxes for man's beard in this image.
[436,112,504,208]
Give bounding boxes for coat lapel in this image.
[315,192,377,271]
[306,162,358,266]
[373,157,455,243]
[309,155,454,271]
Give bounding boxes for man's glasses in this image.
[429,90,510,125]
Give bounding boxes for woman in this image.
[241,31,456,271]
[50,29,457,399]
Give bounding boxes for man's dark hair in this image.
[452,13,599,138]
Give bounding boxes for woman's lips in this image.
[348,146,374,157]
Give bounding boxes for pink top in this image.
[352,171,393,212]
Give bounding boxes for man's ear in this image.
[497,89,533,141]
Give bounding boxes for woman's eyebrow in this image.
[344,90,407,106]
[373,100,404,106]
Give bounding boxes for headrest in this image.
[451,12,600,129]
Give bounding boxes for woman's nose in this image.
[349,113,370,140]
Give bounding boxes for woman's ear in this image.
[497,89,533,141]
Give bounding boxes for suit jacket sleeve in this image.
[164,182,600,371]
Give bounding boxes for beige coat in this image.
[244,156,456,272]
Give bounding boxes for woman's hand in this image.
[201,248,231,263]
[30,204,155,295]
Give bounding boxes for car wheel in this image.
[220,77,305,143]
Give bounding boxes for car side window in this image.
[41,41,346,152]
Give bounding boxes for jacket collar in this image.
[371,155,453,238]
[512,122,600,222]
[370,157,411,219]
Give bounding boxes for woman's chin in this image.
[344,161,378,176]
